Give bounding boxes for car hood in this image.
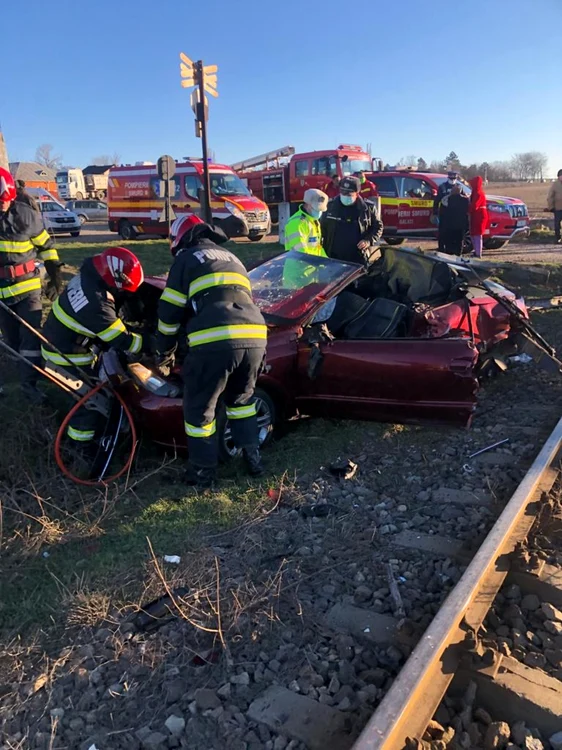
[43,210,78,220]
[486,194,525,206]
[219,195,269,212]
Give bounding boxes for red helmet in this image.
[0,167,17,203]
[92,247,144,292]
[170,214,205,254]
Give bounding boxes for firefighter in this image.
[353,171,379,203]
[42,247,144,444]
[321,177,383,265]
[432,171,459,252]
[322,174,340,200]
[155,215,267,487]
[0,166,63,401]
[14,180,39,211]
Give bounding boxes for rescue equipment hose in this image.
[54,382,138,487]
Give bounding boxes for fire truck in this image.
[233,145,375,223]
[107,159,271,241]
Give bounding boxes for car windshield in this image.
[55,173,67,184]
[249,252,359,322]
[41,201,64,212]
[341,159,372,175]
[433,176,472,196]
[210,172,250,196]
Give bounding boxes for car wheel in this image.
[383,237,405,246]
[119,219,138,241]
[70,231,80,237]
[75,192,84,200]
[249,234,264,242]
[217,387,276,463]
[483,238,507,250]
[78,214,87,225]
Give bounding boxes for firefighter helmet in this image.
[170,214,205,254]
[0,167,17,203]
[92,247,144,292]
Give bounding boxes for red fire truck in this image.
[107,159,271,241]
[233,145,375,223]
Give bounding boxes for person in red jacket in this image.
[322,174,340,199]
[468,176,489,258]
[353,171,379,202]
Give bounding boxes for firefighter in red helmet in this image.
[43,247,145,444]
[155,215,267,487]
[0,166,63,400]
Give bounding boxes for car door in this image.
[289,158,311,204]
[397,177,436,236]
[295,335,478,427]
[370,176,399,231]
[96,201,108,221]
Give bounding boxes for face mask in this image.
[448,178,457,185]
[308,207,323,219]
[340,195,356,206]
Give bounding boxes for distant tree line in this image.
[393,150,550,182]
[33,144,121,170]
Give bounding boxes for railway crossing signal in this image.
[179,53,219,223]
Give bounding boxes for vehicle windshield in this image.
[40,201,64,212]
[210,172,250,196]
[341,158,373,175]
[433,176,472,195]
[55,173,68,184]
[249,252,359,322]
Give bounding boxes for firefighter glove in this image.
[154,348,176,378]
[44,261,64,301]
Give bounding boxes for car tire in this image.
[217,387,276,463]
[249,234,264,242]
[119,219,138,241]
[70,231,80,237]
[483,238,507,250]
[78,214,87,225]
[383,237,405,246]
[76,192,84,200]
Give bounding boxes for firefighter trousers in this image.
[183,346,266,468]
[0,291,42,386]
[44,362,99,443]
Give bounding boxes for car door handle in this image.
[399,203,410,209]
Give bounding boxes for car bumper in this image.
[248,223,270,237]
[491,225,530,240]
[47,225,81,233]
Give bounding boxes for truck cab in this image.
[55,168,86,200]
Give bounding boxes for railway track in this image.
[349,416,562,750]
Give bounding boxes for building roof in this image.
[83,165,113,175]
[9,161,57,182]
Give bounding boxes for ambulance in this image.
[107,160,271,241]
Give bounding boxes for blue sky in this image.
[3,0,561,175]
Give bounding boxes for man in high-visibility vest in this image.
[0,166,63,401]
[155,215,267,487]
[284,189,328,257]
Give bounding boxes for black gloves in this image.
[44,260,64,302]
[154,347,176,378]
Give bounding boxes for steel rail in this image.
[352,415,562,750]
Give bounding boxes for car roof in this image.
[369,171,445,180]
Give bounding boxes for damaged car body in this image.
[109,245,553,458]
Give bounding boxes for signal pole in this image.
[196,60,212,223]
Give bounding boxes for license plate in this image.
[517,219,527,227]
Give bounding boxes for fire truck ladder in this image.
[231,146,295,172]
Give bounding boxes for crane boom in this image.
[231,146,295,172]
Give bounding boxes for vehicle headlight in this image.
[127,362,180,398]
[487,203,508,213]
[224,201,245,221]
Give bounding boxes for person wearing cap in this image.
[432,171,460,252]
[322,174,340,200]
[321,176,383,265]
[284,188,328,257]
[353,171,379,203]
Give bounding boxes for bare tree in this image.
[91,152,120,166]
[417,157,428,171]
[35,143,63,171]
[511,152,548,181]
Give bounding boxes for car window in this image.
[371,176,398,197]
[311,156,336,176]
[98,202,107,209]
[184,175,203,200]
[75,201,84,208]
[400,177,435,200]
[151,176,181,199]
[294,160,309,177]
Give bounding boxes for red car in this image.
[366,171,530,250]
[112,247,531,460]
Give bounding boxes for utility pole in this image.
[180,53,218,224]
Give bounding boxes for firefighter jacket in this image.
[156,239,267,354]
[358,179,379,201]
[42,257,143,367]
[284,206,326,257]
[0,201,59,301]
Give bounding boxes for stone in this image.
[194,688,221,710]
[504,584,521,601]
[521,594,541,611]
[354,586,373,603]
[164,715,185,736]
[523,738,544,750]
[231,671,251,686]
[49,708,64,719]
[135,726,152,742]
[268,659,281,673]
[541,602,562,622]
[524,652,547,669]
[141,732,167,750]
[484,721,511,749]
[273,737,288,750]
[545,649,562,668]
[217,683,231,699]
[474,707,492,725]
[544,620,562,636]
[511,721,529,746]
[549,731,562,750]
[164,678,187,704]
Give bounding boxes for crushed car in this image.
[102,246,557,461]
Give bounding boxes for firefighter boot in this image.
[243,448,264,477]
[184,463,216,489]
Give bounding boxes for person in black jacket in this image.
[439,184,469,255]
[0,167,63,401]
[15,180,39,211]
[321,176,383,265]
[42,246,145,444]
[155,215,267,487]
[432,171,460,251]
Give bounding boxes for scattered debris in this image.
[300,503,338,518]
[329,458,358,480]
[387,563,406,619]
[133,587,189,633]
[468,438,510,459]
[163,555,181,564]
[508,353,534,365]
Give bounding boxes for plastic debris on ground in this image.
[163,555,181,564]
[329,458,358,480]
[133,587,190,633]
[509,353,534,365]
